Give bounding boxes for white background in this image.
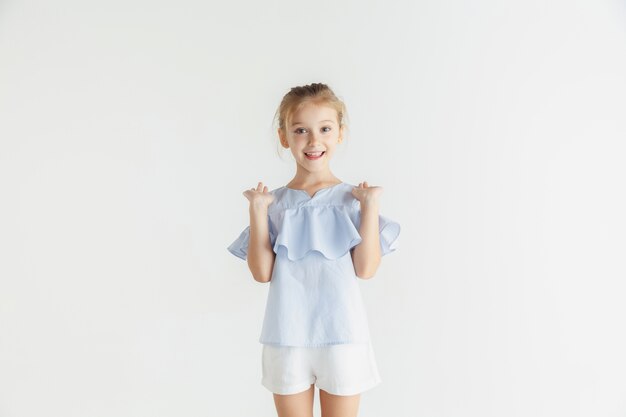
[1,0,625,416]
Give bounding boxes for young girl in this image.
[227,82,400,417]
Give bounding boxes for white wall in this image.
[1,0,625,416]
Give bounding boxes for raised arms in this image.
[245,182,275,283]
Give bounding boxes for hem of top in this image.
[259,339,370,347]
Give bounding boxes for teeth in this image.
[305,151,323,156]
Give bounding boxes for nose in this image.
[308,130,321,145]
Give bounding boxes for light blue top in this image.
[227,182,401,347]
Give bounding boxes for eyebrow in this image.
[291,119,335,126]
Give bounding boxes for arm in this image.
[246,203,275,283]
[351,199,381,279]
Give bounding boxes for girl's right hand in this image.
[243,182,275,209]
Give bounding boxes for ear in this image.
[278,128,289,148]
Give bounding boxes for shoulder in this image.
[267,186,288,205]
[333,182,359,207]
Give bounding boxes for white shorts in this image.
[261,340,381,396]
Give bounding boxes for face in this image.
[278,102,344,173]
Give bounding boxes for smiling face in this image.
[278,102,344,175]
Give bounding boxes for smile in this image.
[304,151,325,160]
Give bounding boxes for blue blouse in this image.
[227,182,401,347]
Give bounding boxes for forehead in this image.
[289,103,337,125]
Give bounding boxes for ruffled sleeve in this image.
[347,201,401,256]
[376,213,401,255]
[227,224,276,261]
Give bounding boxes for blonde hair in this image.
[272,82,350,158]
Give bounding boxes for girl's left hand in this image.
[351,181,383,204]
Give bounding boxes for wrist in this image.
[359,198,380,208]
[249,202,269,214]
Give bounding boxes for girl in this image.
[227,82,400,417]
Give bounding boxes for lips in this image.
[304,151,325,160]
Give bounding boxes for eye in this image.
[322,126,331,133]
[294,128,307,134]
